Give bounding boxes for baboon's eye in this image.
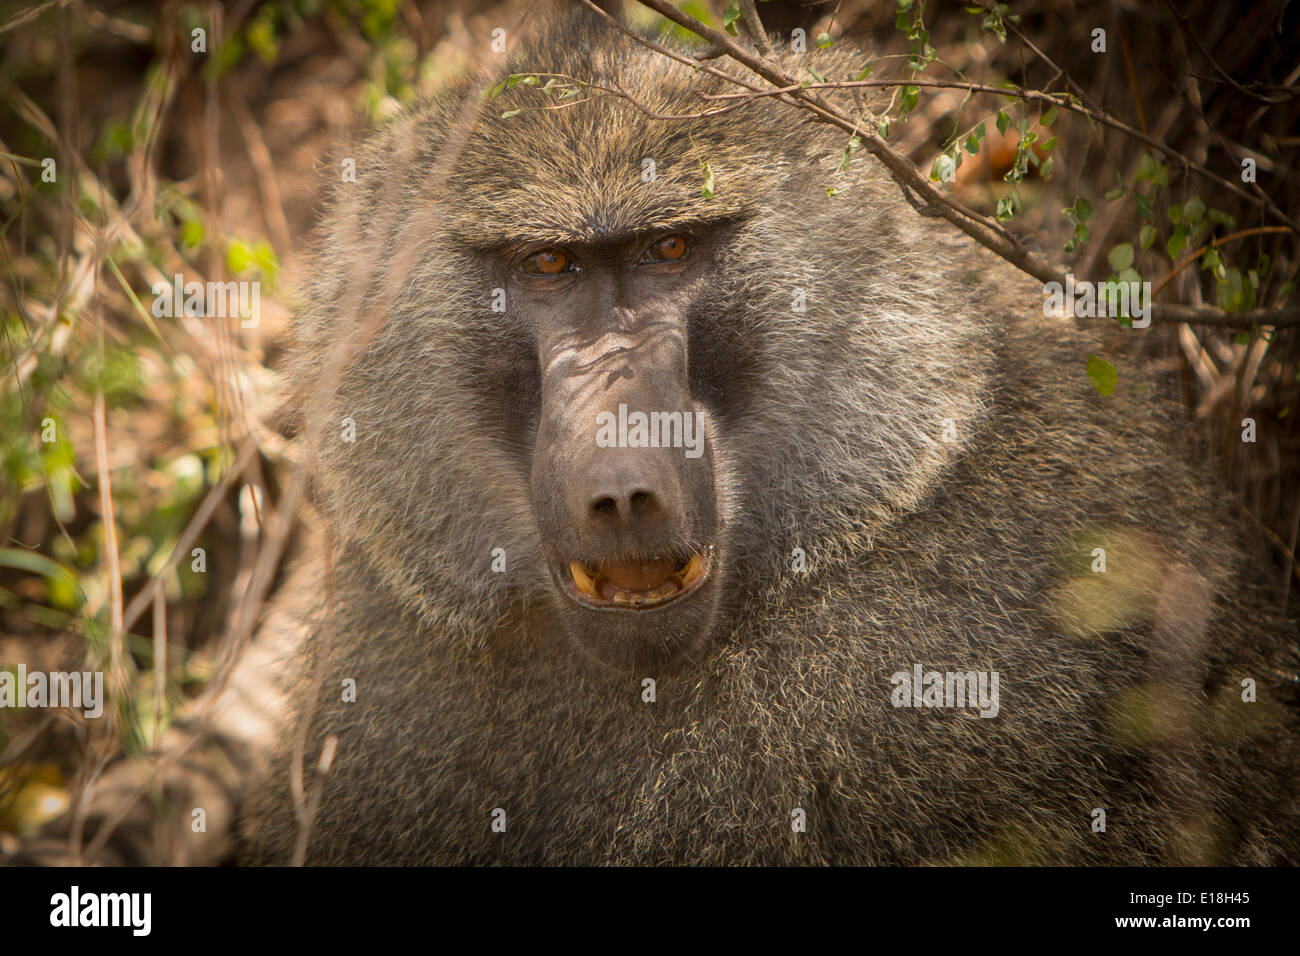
[641,235,689,263]
[520,249,574,276]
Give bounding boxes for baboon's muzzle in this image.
[530,326,721,666]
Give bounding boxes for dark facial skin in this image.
[502,229,726,671]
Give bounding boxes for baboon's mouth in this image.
[560,545,713,610]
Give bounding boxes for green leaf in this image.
[1087,354,1118,397]
[931,154,957,182]
[252,240,279,280]
[1167,203,1183,224]
[996,109,1011,135]
[1165,229,1187,259]
[1208,208,1236,228]
[856,62,874,80]
[723,0,740,31]
[1139,224,1156,250]
[900,85,919,113]
[1104,187,1126,201]
[1200,247,1221,272]
[839,136,861,171]
[181,219,205,249]
[1042,105,1059,126]
[1074,197,1094,221]
[0,548,83,610]
[1184,195,1206,224]
[816,32,833,48]
[226,240,253,274]
[995,188,1022,222]
[700,161,715,199]
[1134,193,1152,220]
[1216,267,1255,312]
[1135,152,1156,182]
[1108,243,1134,271]
[500,109,521,119]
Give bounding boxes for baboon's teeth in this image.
[569,561,600,599]
[566,550,711,608]
[676,553,704,587]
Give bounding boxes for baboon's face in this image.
[313,25,984,673]
[508,227,726,668]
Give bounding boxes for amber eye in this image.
[520,248,573,276]
[642,235,689,263]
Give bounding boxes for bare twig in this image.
[0,0,57,36]
[1160,0,1291,106]
[594,0,1300,329]
[152,589,167,746]
[738,0,775,60]
[92,314,126,725]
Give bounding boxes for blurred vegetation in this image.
[0,0,443,838]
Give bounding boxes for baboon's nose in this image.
[589,486,663,526]
[575,452,681,541]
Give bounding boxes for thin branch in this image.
[92,311,126,722]
[738,0,775,60]
[703,78,1299,234]
[603,0,1300,329]
[583,0,1061,290]
[0,0,57,36]
[1152,226,1292,298]
[1160,0,1290,106]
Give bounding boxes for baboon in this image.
[43,10,1300,866]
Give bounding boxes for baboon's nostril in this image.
[585,484,669,532]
